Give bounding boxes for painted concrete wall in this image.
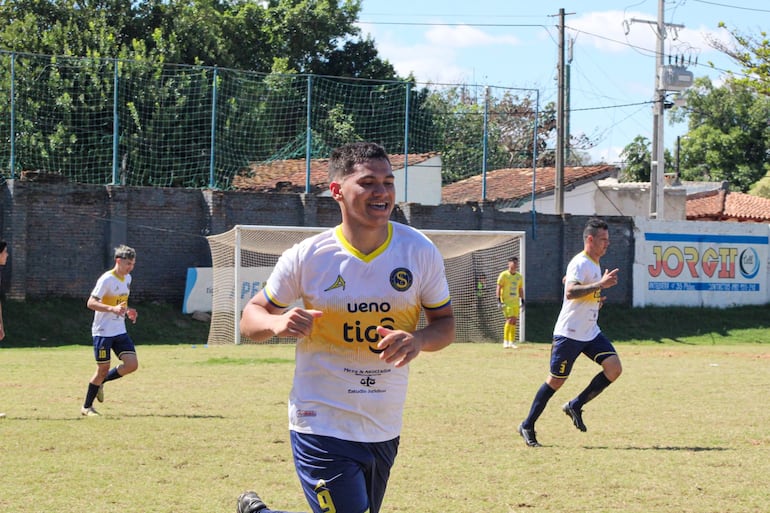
[394,155,443,206]
[633,218,769,307]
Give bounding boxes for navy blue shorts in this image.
[549,333,617,379]
[92,333,136,363]
[290,431,399,513]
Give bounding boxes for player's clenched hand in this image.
[275,308,322,338]
[376,326,421,368]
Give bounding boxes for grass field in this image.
[1,300,770,512]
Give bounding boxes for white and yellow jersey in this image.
[90,270,131,337]
[553,251,602,341]
[263,222,451,443]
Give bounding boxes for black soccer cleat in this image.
[237,491,267,513]
[518,423,542,447]
[563,402,587,432]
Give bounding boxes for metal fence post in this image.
[9,52,15,179]
[209,68,218,189]
[403,81,410,202]
[531,90,540,239]
[482,86,489,201]
[112,59,119,185]
[305,75,313,193]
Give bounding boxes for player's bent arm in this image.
[240,293,322,343]
[415,304,455,352]
[564,281,599,300]
[565,268,619,300]
[87,296,125,316]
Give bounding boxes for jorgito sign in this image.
[633,219,769,307]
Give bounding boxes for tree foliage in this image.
[0,1,546,188]
[669,76,770,191]
[421,87,552,184]
[619,135,652,182]
[707,23,770,96]
[0,0,395,77]
[618,135,673,183]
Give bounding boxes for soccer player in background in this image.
[80,244,139,417]
[517,218,622,447]
[236,142,455,513]
[496,256,524,348]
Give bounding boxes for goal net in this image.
[206,225,526,345]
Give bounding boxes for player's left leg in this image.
[564,334,622,431]
[83,336,112,415]
[503,318,515,348]
[290,432,399,513]
[519,336,580,445]
[103,333,139,384]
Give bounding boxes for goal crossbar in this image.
[206,225,526,345]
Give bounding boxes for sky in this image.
[357,0,770,164]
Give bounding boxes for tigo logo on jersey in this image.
[389,268,413,291]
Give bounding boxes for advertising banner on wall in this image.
[633,218,769,307]
[183,267,274,313]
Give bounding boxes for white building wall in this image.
[594,179,686,220]
[514,182,599,214]
[394,155,442,205]
[513,179,687,219]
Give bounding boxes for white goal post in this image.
[206,225,526,345]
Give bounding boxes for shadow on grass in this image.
[583,445,731,452]
[4,413,226,421]
[198,357,294,365]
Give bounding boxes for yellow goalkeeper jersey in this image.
[497,270,523,305]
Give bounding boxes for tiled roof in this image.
[441,165,618,204]
[686,189,770,222]
[232,152,439,193]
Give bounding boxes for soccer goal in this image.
[206,225,526,345]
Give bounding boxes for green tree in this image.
[619,135,652,182]
[670,76,770,191]
[618,135,674,183]
[0,1,393,79]
[707,23,770,96]
[492,94,550,168]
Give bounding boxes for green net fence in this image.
[0,51,539,190]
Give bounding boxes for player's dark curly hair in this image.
[328,142,390,181]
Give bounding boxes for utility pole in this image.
[555,8,565,216]
[628,0,684,219]
[555,8,574,216]
[652,0,666,219]
[565,36,574,165]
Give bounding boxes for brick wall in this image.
[0,181,634,306]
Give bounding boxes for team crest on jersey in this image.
[324,274,346,292]
[389,268,413,291]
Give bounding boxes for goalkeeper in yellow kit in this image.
[496,256,524,348]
